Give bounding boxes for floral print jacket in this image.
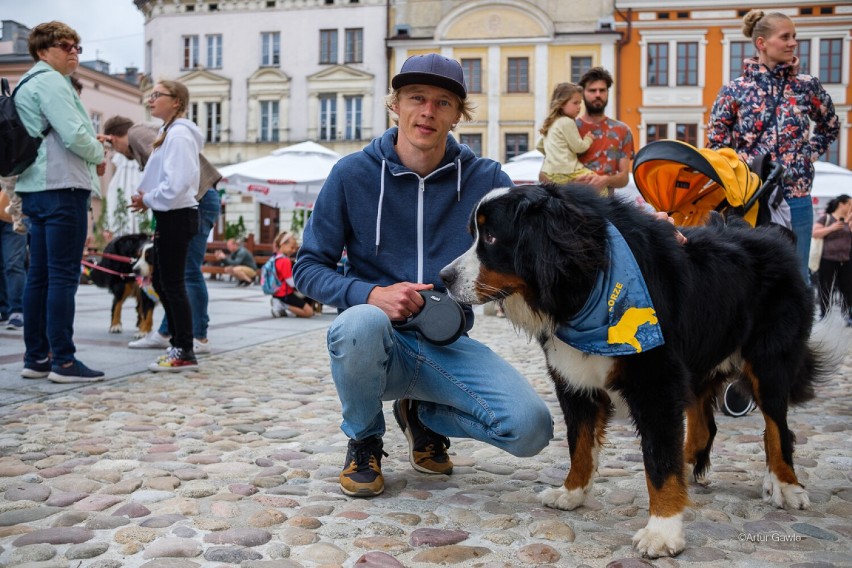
[707,57,839,199]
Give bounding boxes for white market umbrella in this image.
[811,161,852,209]
[501,150,544,185]
[219,141,342,209]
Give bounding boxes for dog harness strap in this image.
[555,222,665,356]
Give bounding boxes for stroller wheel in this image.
[722,382,756,417]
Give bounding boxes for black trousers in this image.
[152,207,198,352]
[817,257,852,317]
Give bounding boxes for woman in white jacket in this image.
[130,80,202,372]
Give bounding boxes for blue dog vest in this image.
[555,222,665,356]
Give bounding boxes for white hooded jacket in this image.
[137,118,203,211]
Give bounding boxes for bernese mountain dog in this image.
[440,183,834,558]
[89,233,155,338]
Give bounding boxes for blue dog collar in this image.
[555,222,664,356]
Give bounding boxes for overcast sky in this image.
[1,0,145,72]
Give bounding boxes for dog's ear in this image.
[512,186,607,320]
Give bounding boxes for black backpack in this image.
[0,70,52,177]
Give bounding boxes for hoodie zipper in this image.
[417,177,425,283]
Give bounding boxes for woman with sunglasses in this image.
[13,21,106,383]
[129,80,203,372]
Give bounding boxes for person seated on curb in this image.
[269,230,314,319]
[293,53,553,498]
[215,238,257,286]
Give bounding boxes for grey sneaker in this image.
[6,313,23,330]
[128,331,171,349]
[193,338,211,354]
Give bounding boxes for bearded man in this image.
[573,67,635,197]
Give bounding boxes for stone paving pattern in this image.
[0,315,850,568]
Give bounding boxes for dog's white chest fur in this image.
[542,335,616,392]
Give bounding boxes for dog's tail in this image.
[793,309,848,404]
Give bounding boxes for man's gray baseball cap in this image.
[391,53,467,100]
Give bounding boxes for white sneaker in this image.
[193,338,211,354]
[128,331,171,349]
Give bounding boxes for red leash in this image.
[80,259,135,279]
[92,251,136,263]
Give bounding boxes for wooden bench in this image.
[202,234,274,279]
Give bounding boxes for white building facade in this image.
[135,0,389,166]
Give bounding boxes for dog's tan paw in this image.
[133,330,146,339]
[633,515,685,558]
[763,470,809,509]
[540,486,586,510]
[109,324,122,334]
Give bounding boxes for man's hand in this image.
[368,282,433,321]
[573,172,609,192]
[96,161,106,177]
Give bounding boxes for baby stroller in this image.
[632,139,788,230]
[632,140,788,417]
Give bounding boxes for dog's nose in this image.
[439,266,456,287]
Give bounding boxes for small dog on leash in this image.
[89,233,156,338]
[441,183,835,558]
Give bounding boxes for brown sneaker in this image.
[393,399,453,475]
[339,436,387,497]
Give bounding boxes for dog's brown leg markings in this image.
[684,389,717,484]
[540,382,612,511]
[110,282,136,333]
[135,288,154,335]
[632,473,689,558]
[743,364,809,509]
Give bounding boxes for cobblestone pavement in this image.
[0,315,850,568]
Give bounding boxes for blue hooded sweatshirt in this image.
[293,127,512,329]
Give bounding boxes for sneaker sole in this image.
[48,373,105,384]
[393,401,452,475]
[339,482,384,497]
[21,370,49,379]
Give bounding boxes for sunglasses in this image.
[52,42,83,54]
[148,91,175,101]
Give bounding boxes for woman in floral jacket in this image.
[707,9,839,281]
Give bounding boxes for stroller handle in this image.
[743,157,783,214]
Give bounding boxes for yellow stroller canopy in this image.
[632,140,771,227]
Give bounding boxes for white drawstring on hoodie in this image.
[374,158,464,283]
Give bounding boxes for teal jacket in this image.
[13,61,103,195]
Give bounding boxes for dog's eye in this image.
[482,231,496,245]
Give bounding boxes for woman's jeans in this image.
[0,220,28,316]
[158,188,220,340]
[152,207,198,353]
[787,196,814,283]
[20,188,89,366]
[327,304,554,457]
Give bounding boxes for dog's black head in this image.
[441,183,609,323]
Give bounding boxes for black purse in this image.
[393,290,466,346]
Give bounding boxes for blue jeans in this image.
[328,304,553,456]
[787,196,813,283]
[158,188,220,339]
[20,189,90,366]
[0,220,28,318]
